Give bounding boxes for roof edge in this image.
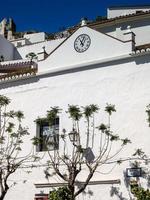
[109,5,150,9]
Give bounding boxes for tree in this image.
[49,187,71,200]
[131,183,150,200]
[33,104,131,200]
[25,52,37,61]
[95,16,107,21]
[130,105,150,200]
[0,95,34,200]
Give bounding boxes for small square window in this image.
[36,118,59,151]
[126,168,142,177]
[17,42,22,47]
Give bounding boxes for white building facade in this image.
[0,6,150,200]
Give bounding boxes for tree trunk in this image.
[0,188,8,200]
[69,185,75,200]
[0,180,9,200]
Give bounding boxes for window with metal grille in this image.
[36,117,59,151]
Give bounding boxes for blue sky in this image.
[0,0,150,33]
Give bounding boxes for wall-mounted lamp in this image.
[68,129,79,143]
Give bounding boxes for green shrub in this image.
[49,187,71,200]
[132,185,150,200]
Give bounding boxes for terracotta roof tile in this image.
[135,43,150,53]
[68,10,150,32]
[89,10,150,26]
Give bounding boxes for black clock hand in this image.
[81,36,86,44]
[79,38,84,46]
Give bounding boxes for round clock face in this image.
[74,34,91,53]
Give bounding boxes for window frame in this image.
[36,117,59,152]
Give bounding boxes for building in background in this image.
[0,5,150,200]
[0,18,16,40]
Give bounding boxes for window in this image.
[17,42,22,47]
[36,118,59,151]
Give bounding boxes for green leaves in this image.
[25,52,37,61]
[67,105,82,121]
[110,134,120,141]
[105,104,116,115]
[49,187,72,200]
[76,145,84,153]
[15,147,22,151]
[0,95,35,200]
[0,95,10,107]
[18,125,29,136]
[15,111,24,122]
[10,132,18,138]
[90,104,99,113]
[34,117,47,124]
[6,122,15,133]
[47,107,60,126]
[0,136,5,144]
[31,136,41,146]
[97,123,107,133]
[67,104,99,121]
[121,138,131,145]
[31,103,133,200]
[131,184,150,200]
[83,104,99,119]
[4,110,16,118]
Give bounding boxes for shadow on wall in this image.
[110,185,128,200]
[134,54,150,65]
[110,160,150,200]
[121,18,150,31]
[75,181,94,199]
[14,48,22,60]
[0,76,40,89]
[81,188,94,200]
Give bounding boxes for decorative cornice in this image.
[0,60,38,82]
[0,61,37,72]
[135,43,150,53]
[0,68,38,82]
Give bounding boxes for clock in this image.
[74,34,91,53]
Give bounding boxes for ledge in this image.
[0,51,149,86]
[35,179,121,188]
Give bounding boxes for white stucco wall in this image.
[23,32,46,44]
[127,18,150,45]
[15,38,65,60]
[38,26,132,73]
[11,38,30,48]
[0,21,150,200]
[97,17,150,46]
[107,7,150,18]
[0,52,150,200]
